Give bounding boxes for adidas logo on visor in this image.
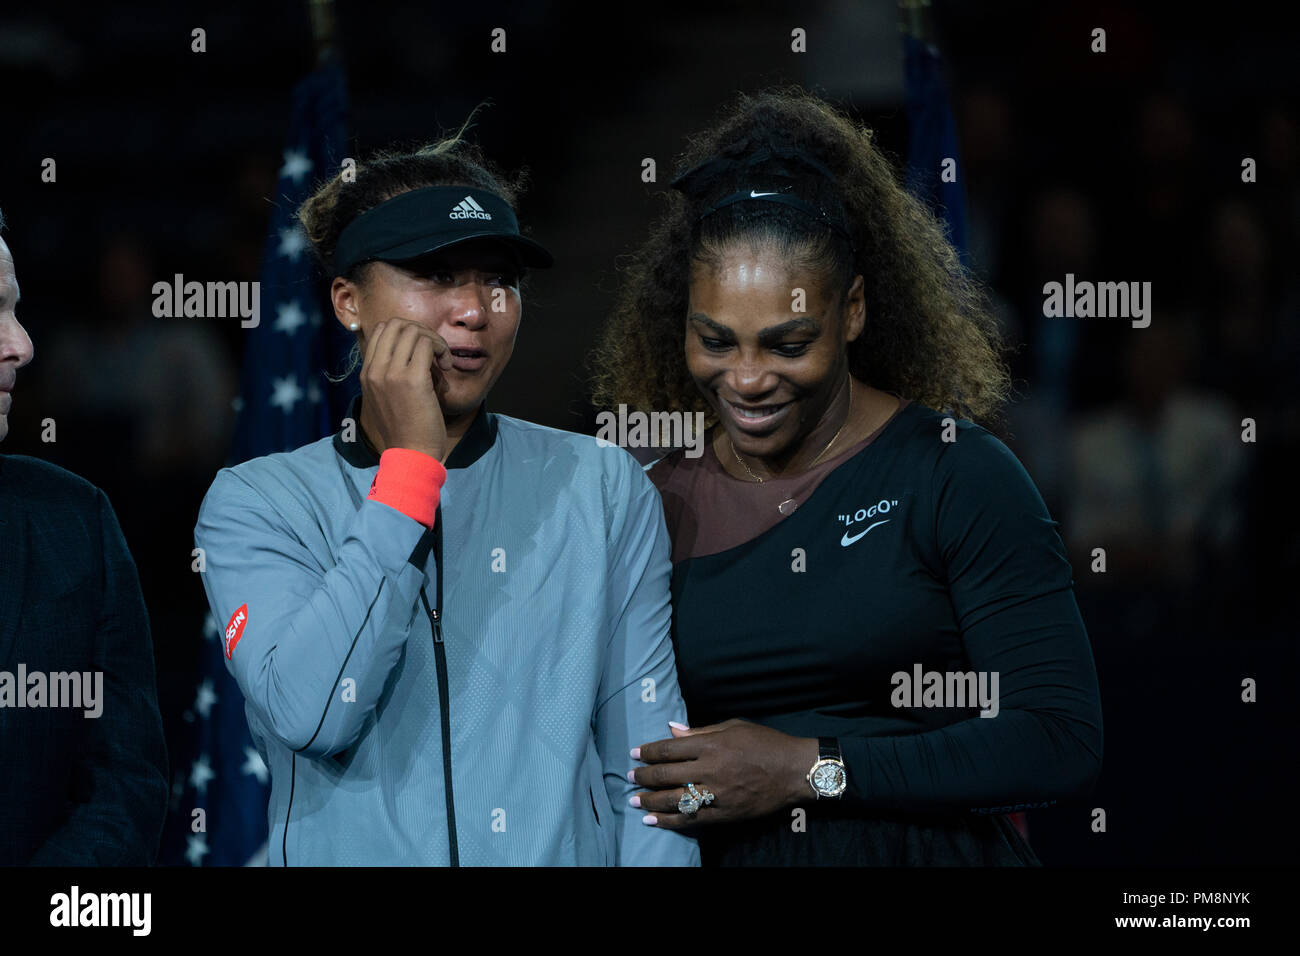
[449,195,492,220]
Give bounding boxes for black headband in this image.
[333,185,554,276]
[670,145,854,244]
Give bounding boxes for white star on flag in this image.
[242,747,269,785]
[190,754,215,796]
[277,225,308,262]
[194,678,217,719]
[269,375,305,413]
[273,301,308,335]
[279,148,313,184]
[185,833,210,867]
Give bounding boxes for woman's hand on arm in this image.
[629,719,819,829]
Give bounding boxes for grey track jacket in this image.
[194,398,698,866]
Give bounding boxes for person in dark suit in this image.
[0,210,168,865]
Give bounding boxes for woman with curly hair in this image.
[594,89,1103,865]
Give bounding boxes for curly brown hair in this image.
[589,88,1012,429]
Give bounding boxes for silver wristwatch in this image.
[807,736,847,799]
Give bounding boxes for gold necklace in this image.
[728,374,853,484]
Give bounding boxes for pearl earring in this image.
[348,322,359,331]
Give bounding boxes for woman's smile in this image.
[720,396,793,432]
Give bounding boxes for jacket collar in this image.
[332,393,497,470]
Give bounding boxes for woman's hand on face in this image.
[360,317,453,461]
[628,719,820,829]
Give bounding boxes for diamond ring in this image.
[677,782,716,815]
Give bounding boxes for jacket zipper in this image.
[420,508,459,866]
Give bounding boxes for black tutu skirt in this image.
[698,807,1041,866]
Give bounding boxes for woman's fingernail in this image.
[642,815,658,826]
[629,795,641,808]
[629,747,641,759]
[669,721,690,730]
[626,770,636,782]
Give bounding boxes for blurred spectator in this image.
[36,234,236,483]
[998,185,1100,515]
[31,235,238,806]
[1065,319,1244,632]
[1110,91,1204,304]
[1194,198,1295,408]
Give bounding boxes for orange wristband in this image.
[367,448,447,528]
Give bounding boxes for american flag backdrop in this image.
[162,60,353,866]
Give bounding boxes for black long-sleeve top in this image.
[649,399,1103,825]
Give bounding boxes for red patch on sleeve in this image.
[224,604,249,660]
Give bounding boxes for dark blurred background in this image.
[1,0,1296,865]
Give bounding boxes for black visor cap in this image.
[333,185,554,275]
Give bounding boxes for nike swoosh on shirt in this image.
[749,190,779,197]
[840,520,889,547]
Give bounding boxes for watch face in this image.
[813,761,846,796]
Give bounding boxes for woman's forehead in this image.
[689,251,837,299]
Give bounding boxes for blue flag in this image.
[164,62,352,866]
[902,32,970,268]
